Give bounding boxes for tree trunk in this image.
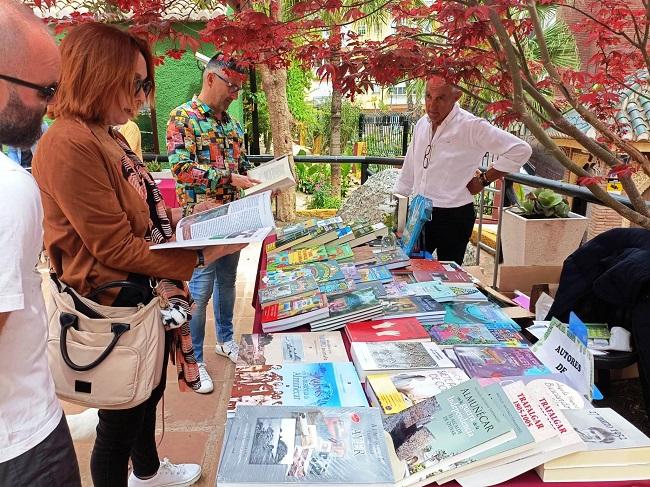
[329,86,342,199]
[259,63,295,222]
[329,38,343,200]
[406,80,415,117]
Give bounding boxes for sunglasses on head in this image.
[0,74,57,102]
[134,78,153,96]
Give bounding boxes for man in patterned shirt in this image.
[166,55,260,393]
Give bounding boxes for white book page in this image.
[151,191,275,250]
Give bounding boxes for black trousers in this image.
[422,202,476,265]
[90,331,171,487]
[0,413,81,487]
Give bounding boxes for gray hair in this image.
[203,54,246,81]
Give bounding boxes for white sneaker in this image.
[215,340,239,363]
[195,363,213,394]
[128,458,201,487]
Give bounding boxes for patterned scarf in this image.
[112,129,200,392]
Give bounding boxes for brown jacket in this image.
[32,118,196,299]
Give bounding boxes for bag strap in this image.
[50,273,106,319]
[87,280,150,304]
[58,312,130,371]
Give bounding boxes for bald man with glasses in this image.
[395,76,532,265]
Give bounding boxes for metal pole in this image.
[249,66,261,155]
[401,118,410,156]
[475,189,485,264]
[493,186,506,288]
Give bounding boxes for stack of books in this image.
[310,288,384,332]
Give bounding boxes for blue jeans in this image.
[188,250,240,362]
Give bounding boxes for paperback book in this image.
[345,317,430,343]
[311,288,384,331]
[365,368,470,414]
[442,303,521,329]
[428,323,528,347]
[406,260,473,283]
[325,242,354,261]
[243,155,295,197]
[228,362,367,416]
[266,228,312,254]
[318,278,356,295]
[151,191,274,249]
[405,280,455,301]
[453,346,551,378]
[384,379,515,487]
[266,246,329,271]
[436,283,488,303]
[356,265,394,284]
[258,276,320,306]
[350,341,455,381]
[373,247,410,270]
[261,294,329,332]
[380,295,445,320]
[217,406,395,486]
[237,332,348,366]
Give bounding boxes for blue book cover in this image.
[400,194,433,256]
[443,303,521,330]
[228,363,367,416]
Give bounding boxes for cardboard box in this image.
[497,265,563,295]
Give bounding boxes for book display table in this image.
[244,236,650,487]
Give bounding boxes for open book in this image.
[242,155,295,197]
[151,191,275,249]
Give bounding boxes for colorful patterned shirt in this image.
[166,96,252,209]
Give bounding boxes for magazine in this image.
[243,155,296,196]
[151,191,275,249]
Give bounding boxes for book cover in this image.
[437,284,488,303]
[217,405,395,486]
[406,280,455,300]
[366,368,470,414]
[351,246,377,266]
[382,281,412,297]
[266,228,311,254]
[429,324,528,347]
[544,407,650,469]
[383,379,514,484]
[340,263,361,281]
[244,155,295,197]
[351,341,454,379]
[261,294,327,324]
[345,317,429,343]
[262,269,314,288]
[381,295,445,318]
[400,194,433,256]
[443,303,521,329]
[302,260,345,283]
[354,281,388,298]
[237,332,348,366]
[325,242,354,261]
[413,269,474,284]
[228,363,367,415]
[356,265,393,284]
[258,276,320,305]
[322,288,381,320]
[290,246,329,265]
[374,247,410,269]
[318,278,356,295]
[453,346,551,378]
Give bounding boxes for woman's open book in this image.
[151,191,275,249]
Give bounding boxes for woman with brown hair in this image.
[32,22,242,487]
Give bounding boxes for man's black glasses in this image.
[134,78,153,97]
[0,74,57,101]
[214,72,241,93]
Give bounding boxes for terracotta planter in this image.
[501,209,589,266]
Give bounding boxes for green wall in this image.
[153,23,244,154]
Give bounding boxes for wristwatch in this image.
[195,249,205,268]
[478,172,490,187]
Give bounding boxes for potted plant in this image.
[501,188,589,266]
[146,159,173,179]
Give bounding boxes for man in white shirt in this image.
[395,76,532,264]
[0,1,81,485]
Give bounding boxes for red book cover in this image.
[345,317,429,342]
[407,260,472,282]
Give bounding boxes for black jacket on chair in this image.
[545,228,650,416]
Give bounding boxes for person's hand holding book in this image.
[231,173,262,189]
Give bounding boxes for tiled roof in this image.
[548,72,650,142]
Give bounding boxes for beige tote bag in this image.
[45,277,165,409]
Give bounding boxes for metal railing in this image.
[144,152,647,287]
